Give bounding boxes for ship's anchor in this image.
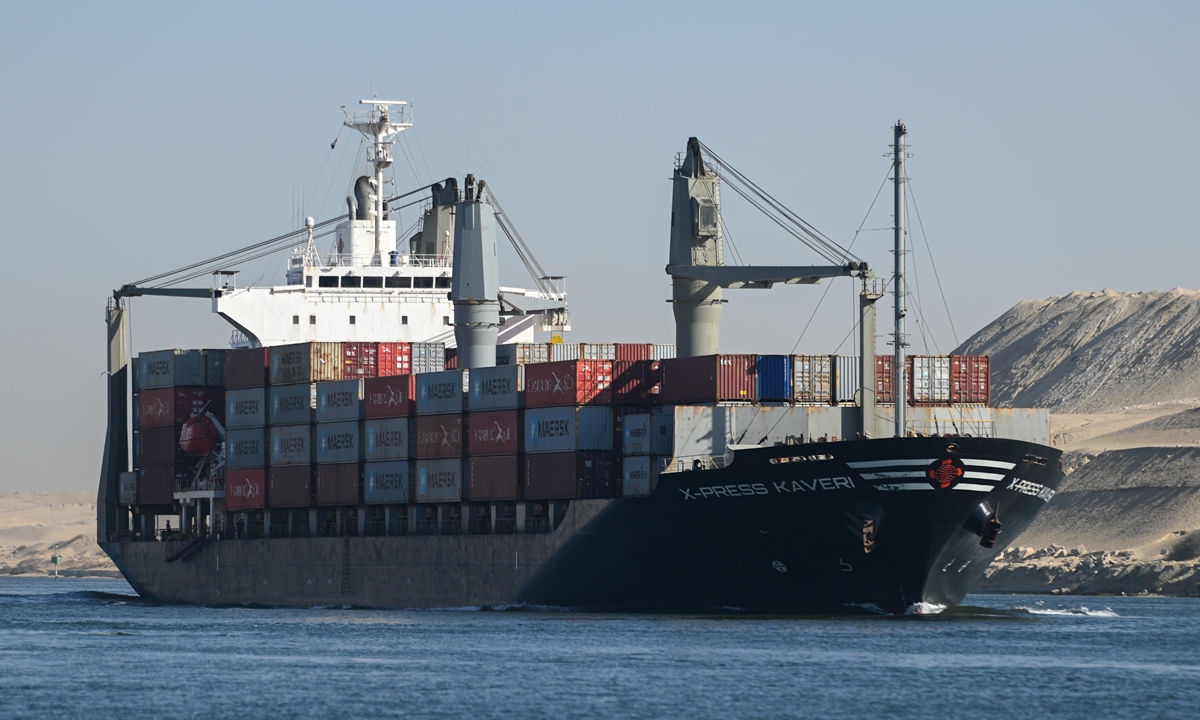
[962,500,1003,548]
[845,512,877,554]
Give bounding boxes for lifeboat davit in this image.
[179,414,221,456]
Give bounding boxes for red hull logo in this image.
[927,458,964,490]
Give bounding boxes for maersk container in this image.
[950,355,991,405]
[623,413,652,455]
[468,364,522,411]
[268,466,311,508]
[650,344,676,361]
[415,415,463,458]
[342,342,378,379]
[622,455,658,496]
[524,406,613,454]
[227,428,267,469]
[523,452,615,500]
[138,349,206,389]
[659,354,756,405]
[466,455,520,501]
[140,387,223,428]
[226,388,267,429]
[225,347,269,390]
[118,471,138,506]
[316,463,360,506]
[410,342,446,375]
[756,355,793,401]
[270,342,343,385]
[495,342,550,366]
[270,424,313,467]
[316,421,361,464]
[317,378,364,422]
[650,407,675,456]
[834,355,860,405]
[467,409,521,456]
[414,458,463,503]
[226,469,267,510]
[792,355,833,405]
[204,349,227,388]
[364,418,410,461]
[524,360,613,407]
[910,356,951,405]
[551,343,580,362]
[364,375,415,418]
[377,342,412,377]
[137,466,175,505]
[416,370,465,415]
[364,460,409,504]
[269,383,314,425]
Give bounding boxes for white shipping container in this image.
[622,413,652,455]
[411,342,447,374]
[415,458,463,503]
[364,418,410,461]
[622,455,659,496]
[835,355,860,406]
[269,424,313,466]
[270,383,314,425]
[315,421,361,464]
[911,356,952,403]
[416,370,465,415]
[364,460,410,504]
[496,343,550,366]
[579,343,616,360]
[650,407,675,456]
[316,378,364,422]
[650,344,676,361]
[551,343,580,362]
[792,355,833,404]
[468,364,522,411]
[226,388,266,429]
[524,406,613,454]
[118,471,138,505]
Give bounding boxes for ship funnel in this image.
[451,178,501,369]
[669,137,724,357]
[353,176,374,221]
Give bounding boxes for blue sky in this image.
[1,1,1196,491]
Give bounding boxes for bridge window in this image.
[305,276,312,287]
[386,276,410,288]
[435,277,451,288]
[341,275,361,288]
[413,277,433,289]
[310,315,316,325]
[349,316,356,325]
[401,316,408,325]
[293,315,299,325]
[363,276,382,288]
[318,276,338,288]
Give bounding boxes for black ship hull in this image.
[102,437,1063,614]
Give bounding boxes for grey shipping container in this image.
[414,458,463,503]
[911,356,952,404]
[524,406,613,454]
[364,417,410,461]
[551,343,580,362]
[138,349,206,389]
[364,460,410,504]
[227,428,267,469]
[793,355,833,404]
[225,388,267,429]
[495,343,550,366]
[270,382,315,425]
[316,463,360,506]
[270,342,343,385]
[316,421,361,464]
[269,424,313,467]
[118,471,138,505]
[834,355,860,405]
[650,344,676,360]
[416,370,465,415]
[465,455,521,501]
[316,378,364,422]
[622,455,658,497]
[579,343,616,360]
[467,364,522,411]
[204,349,226,388]
[411,342,446,374]
[650,407,675,456]
[623,413,652,455]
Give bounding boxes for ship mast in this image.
[892,121,908,437]
[344,99,413,264]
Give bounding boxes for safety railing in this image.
[469,519,492,534]
[525,518,551,534]
[439,519,462,535]
[414,521,439,536]
[494,518,517,534]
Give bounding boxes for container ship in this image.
[97,104,1063,614]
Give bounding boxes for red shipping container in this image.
[875,355,896,404]
[523,360,613,407]
[268,466,312,508]
[316,463,360,506]
[612,359,662,406]
[614,343,652,361]
[377,342,412,377]
[415,414,464,458]
[466,455,521,501]
[467,410,521,456]
[950,355,991,405]
[659,354,756,405]
[138,387,224,428]
[137,466,175,505]
[225,347,269,390]
[226,469,266,510]
[364,375,416,418]
[343,342,378,379]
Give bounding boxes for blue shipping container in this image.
[270,383,314,425]
[205,350,227,388]
[364,461,410,504]
[756,355,793,402]
[226,388,267,429]
[317,379,364,422]
[138,349,207,389]
[316,421,361,464]
[226,428,267,469]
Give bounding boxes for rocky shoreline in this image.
[980,543,1200,597]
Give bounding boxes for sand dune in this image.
[0,492,119,577]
